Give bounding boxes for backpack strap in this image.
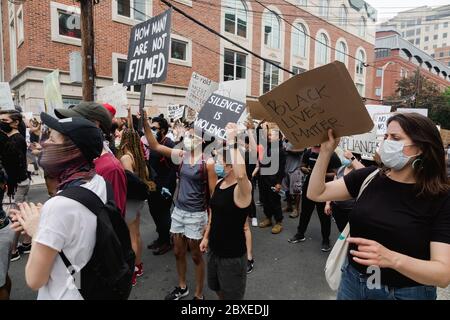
[356,169,379,201]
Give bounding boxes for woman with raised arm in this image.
[200,123,252,300]
[143,111,217,300]
[308,113,450,300]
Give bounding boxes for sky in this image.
[366,0,450,22]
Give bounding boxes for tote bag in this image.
[325,169,379,291]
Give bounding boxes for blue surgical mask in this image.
[151,129,158,138]
[379,140,418,171]
[215,163,225,178]
[342,159,352,167]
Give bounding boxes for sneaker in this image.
[165,286,189,300]
[247,259,254,274]
[135,263,144,277]
[258,218,272,228]
[18,242,32,254]
[288,234,306,244]
[271,223,283,234]
[192,295,204,300]
[10,251,20,262]
[153,242,172,256]
[321,241,331,252]
[289,210,299,218]
[147,240,160,250]
[251,217,258,227]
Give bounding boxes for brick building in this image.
[1,0,378,114]
[373,30,450,102]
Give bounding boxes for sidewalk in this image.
[438,286,450,300]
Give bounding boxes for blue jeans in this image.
[337,262,437,300]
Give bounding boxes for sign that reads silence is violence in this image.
[123,9,171,86]
[195,94,245,140]
[258,61,374,149]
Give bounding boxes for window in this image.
[376,68,382,77]
[263,61,280,93]
[375,88,381,96]
[292,66,306,75]
[356,83,365,96]
[416,28,421,35]
[435,24,439,30]
[406,30,415,37]
[433,45,437,49]
[406,19,415,27]
[425,26,430,32]
[440,52,444,58]
[263,12,281,49]
[224,49,246,81]
[339,5,347,27]
[448,62,450,67]
[415,38,420,45]
[434,35,438,40]
[431,53,435,57]
[402,32,405,38]
[424,46,428,50]
[375,48,390,58]
[117,0,146,21]
[425,36,429,42]
[17,6,24,46]
[9,19,17,76]
[319,0,329,18]
[358,17,366,37]
[315,33,329,66]
[356,50,365,76]
[292,23,307,57]
[113,53,141,93]
[169,35,192,67]
[224,0,247,38]
[336,41,347,64]
[50,2,81,46]
[298,0,307,6]
[444,33,448,39]
[401,22,406,28]
[445,22,449,28]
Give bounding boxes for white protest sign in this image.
[167,104,185,120]
[43,70,64,115]
[339,130,379,157]
[97,84,129,118]
[0,83,14,110]
[397,108,428,117]
[373,113,393,136]
[215,79,247,104]
[186,72,219,112]
[365,105,392,119]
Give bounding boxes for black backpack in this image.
[57,184,135,300]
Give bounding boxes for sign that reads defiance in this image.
[195,94,245,140]
[123,9,172,86]
[258,61,374,149]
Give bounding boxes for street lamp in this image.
[380,61,395,102]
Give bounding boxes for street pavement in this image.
[7,183,450,300]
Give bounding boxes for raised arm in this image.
[307,129,352,203]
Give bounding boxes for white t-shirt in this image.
[34,174,107,300]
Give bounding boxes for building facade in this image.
[435,45,450,67]
[1,0,377,114]
[381,5,450,57]
[373,30,450,102]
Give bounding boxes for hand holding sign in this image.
[321,129,341,155]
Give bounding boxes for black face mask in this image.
[0,122,12,133]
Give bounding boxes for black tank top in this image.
[209,179,251,258]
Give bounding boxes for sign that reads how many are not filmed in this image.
[123,9,172,86]
[195,94,246,140]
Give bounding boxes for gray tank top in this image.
[175,161,207,212]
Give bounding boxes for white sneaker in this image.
[251,218,258,227]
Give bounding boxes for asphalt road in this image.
[7,184,449,300]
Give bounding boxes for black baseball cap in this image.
[54,101,112,135]
[40,112,103,162]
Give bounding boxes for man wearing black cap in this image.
[9,113,106,299]
[54,102,127,218]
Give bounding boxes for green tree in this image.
[385,70,450,129]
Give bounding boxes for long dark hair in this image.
[387,113,449,197]
[0,110,26,137]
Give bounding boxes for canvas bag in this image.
[324,169,379,291]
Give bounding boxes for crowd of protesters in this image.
[0,100,449,300]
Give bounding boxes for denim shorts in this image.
[337,262,437,300]
[170,206,208,240]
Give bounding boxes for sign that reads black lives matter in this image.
[123,9,172,86]
[195,94,245,140]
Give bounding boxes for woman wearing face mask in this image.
[324,151,365,232]
[143,113,217,300]
[0,110,31,261]
[308,113,450,300]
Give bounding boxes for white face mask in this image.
[183,137,195,151]
[379,140,418,171]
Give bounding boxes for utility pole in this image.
[415,66,421,108]
[79,0,95,101]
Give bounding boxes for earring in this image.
[412,158,423,170]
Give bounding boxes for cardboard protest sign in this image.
[123,9,171,86]
[397,108,428,117]
[183,106,197,123]
[258,61,373,149]
[97,84,128,117]
[247,100,271,121]
[186,72,219,112]
[43,70,63,115]
[0,83,14,110]
[373,113,393,136]
[167,104,185,120]
[194,93,246,140]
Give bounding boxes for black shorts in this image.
[207,252,247,300]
